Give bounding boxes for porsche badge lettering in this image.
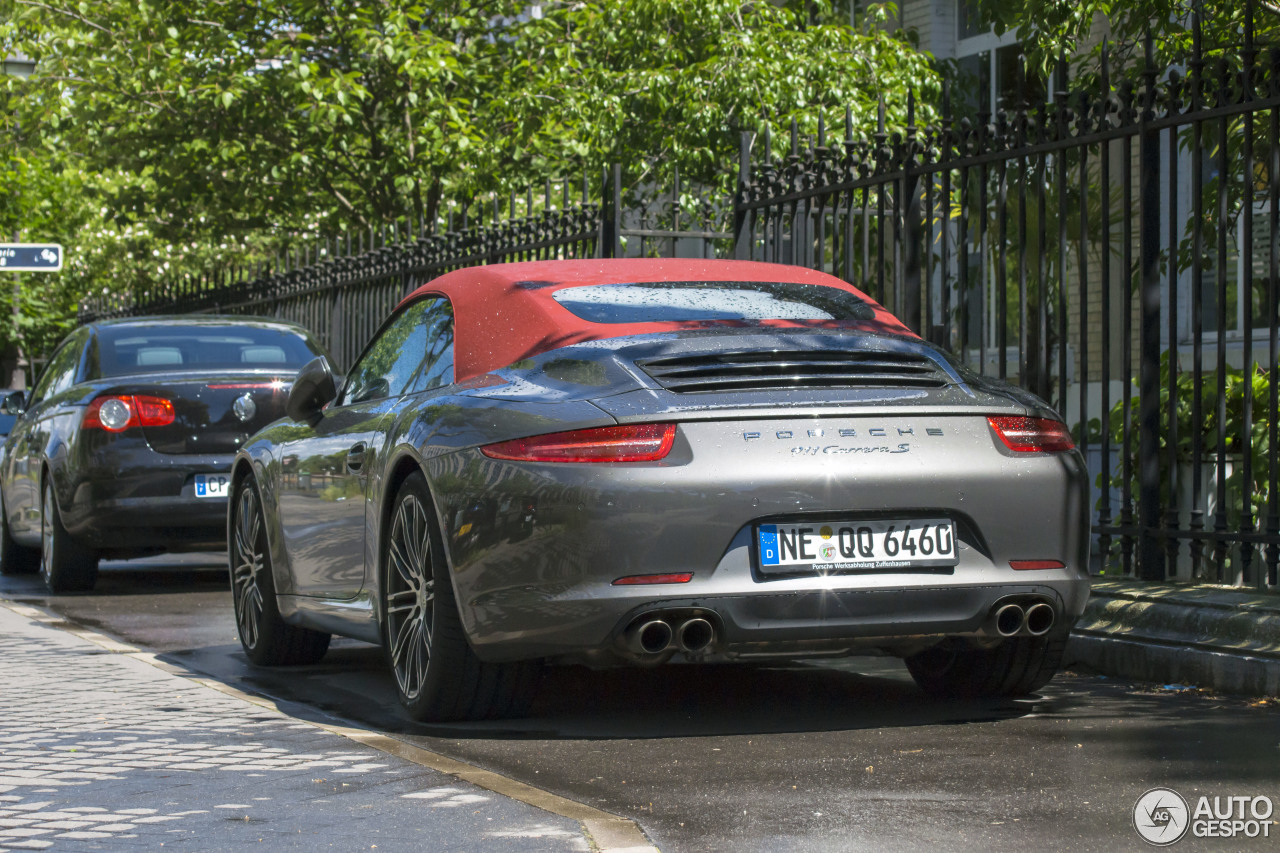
[741,426,943,455]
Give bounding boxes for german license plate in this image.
[194,473,231,499]
[756,518,956,573]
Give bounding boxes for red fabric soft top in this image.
[400,258,918,382]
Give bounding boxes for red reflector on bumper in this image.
[1009,560,1066,570]
[612,573,694,586]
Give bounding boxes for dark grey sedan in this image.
[229,259,1090,722]
[0,316,326,592]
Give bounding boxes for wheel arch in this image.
[229,450,297,599]
[375,447,460,636]
[228,454,256,553]
[39,458,58,516]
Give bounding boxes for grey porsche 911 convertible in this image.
[228,258,1090,721]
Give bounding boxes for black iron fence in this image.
[83,184,605,370]
[80,8,1280,588]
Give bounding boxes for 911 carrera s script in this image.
[756,519,957,573]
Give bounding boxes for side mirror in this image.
[1,390,27,416]
[286,357,338,425]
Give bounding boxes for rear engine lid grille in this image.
[637,350,949,394]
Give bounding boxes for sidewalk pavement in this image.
[1066,578,1280,698]
[0,601,652,853]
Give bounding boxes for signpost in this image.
[1,242,62,389]
[0,243,62,272]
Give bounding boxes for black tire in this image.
[905,634,1067,698]
[39,479,98,593]
[383,472,540,722]
[230,477,330,666]
[0,490,38,576]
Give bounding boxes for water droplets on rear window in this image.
[551,281,876,324]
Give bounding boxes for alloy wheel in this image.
[231,486,266,650]
[386,493,434,701]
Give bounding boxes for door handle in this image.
[345,442,367,473]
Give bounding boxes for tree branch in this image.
[14,0,116,35]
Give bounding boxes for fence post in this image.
[734,132,753,260]
[1137,36,1166,581]
[604,164,623,259]
[901,91,923,334]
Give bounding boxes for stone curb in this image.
[1065,579,1280,697]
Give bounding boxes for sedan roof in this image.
[402,259,918,382]
[89,315,311,332]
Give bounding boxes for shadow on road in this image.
[166,640,1054,742]
[1,558,227,603]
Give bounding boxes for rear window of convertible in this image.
[93,324,322,378]
[550,280,877,324]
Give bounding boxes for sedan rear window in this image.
[93,324,322,378]
[551,281,876,324]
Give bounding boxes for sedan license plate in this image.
[756,518,956,574]
[194,473,231,499]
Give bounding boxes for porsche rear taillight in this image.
[83,395,176,432]
[480,423,676,463]
[987,416,1075,453]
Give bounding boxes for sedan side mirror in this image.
[286,357,338,425]
[1,390,27,416]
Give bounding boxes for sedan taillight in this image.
[83,395,176,432]
[480,423,676,463]
[987,416,1075,453]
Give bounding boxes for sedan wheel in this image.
[383,472,540,722]
[230,476,330,666]
[39,481,98,593]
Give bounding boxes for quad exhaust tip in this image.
[676,617,715,654]
[627,620,673,655]
[624,615,719,657]
[994,604,1025,637]
[1024,602,1055,636]
[988,599,1057,638]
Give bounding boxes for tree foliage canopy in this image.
[3,0,937,240]
[0,0,939,365]
[972,0,1280,75]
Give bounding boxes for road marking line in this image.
[0,600,660,853]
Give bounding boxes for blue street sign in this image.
[0,244,62,272]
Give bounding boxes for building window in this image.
[956,0,987,41]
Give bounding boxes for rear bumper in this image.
[427,415,1092,664]
[634,582,1086,656]
[460,532,1089,663]
[59,458,233,551]
[63,495,229,550]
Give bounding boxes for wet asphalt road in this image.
[4,557,1280,853]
